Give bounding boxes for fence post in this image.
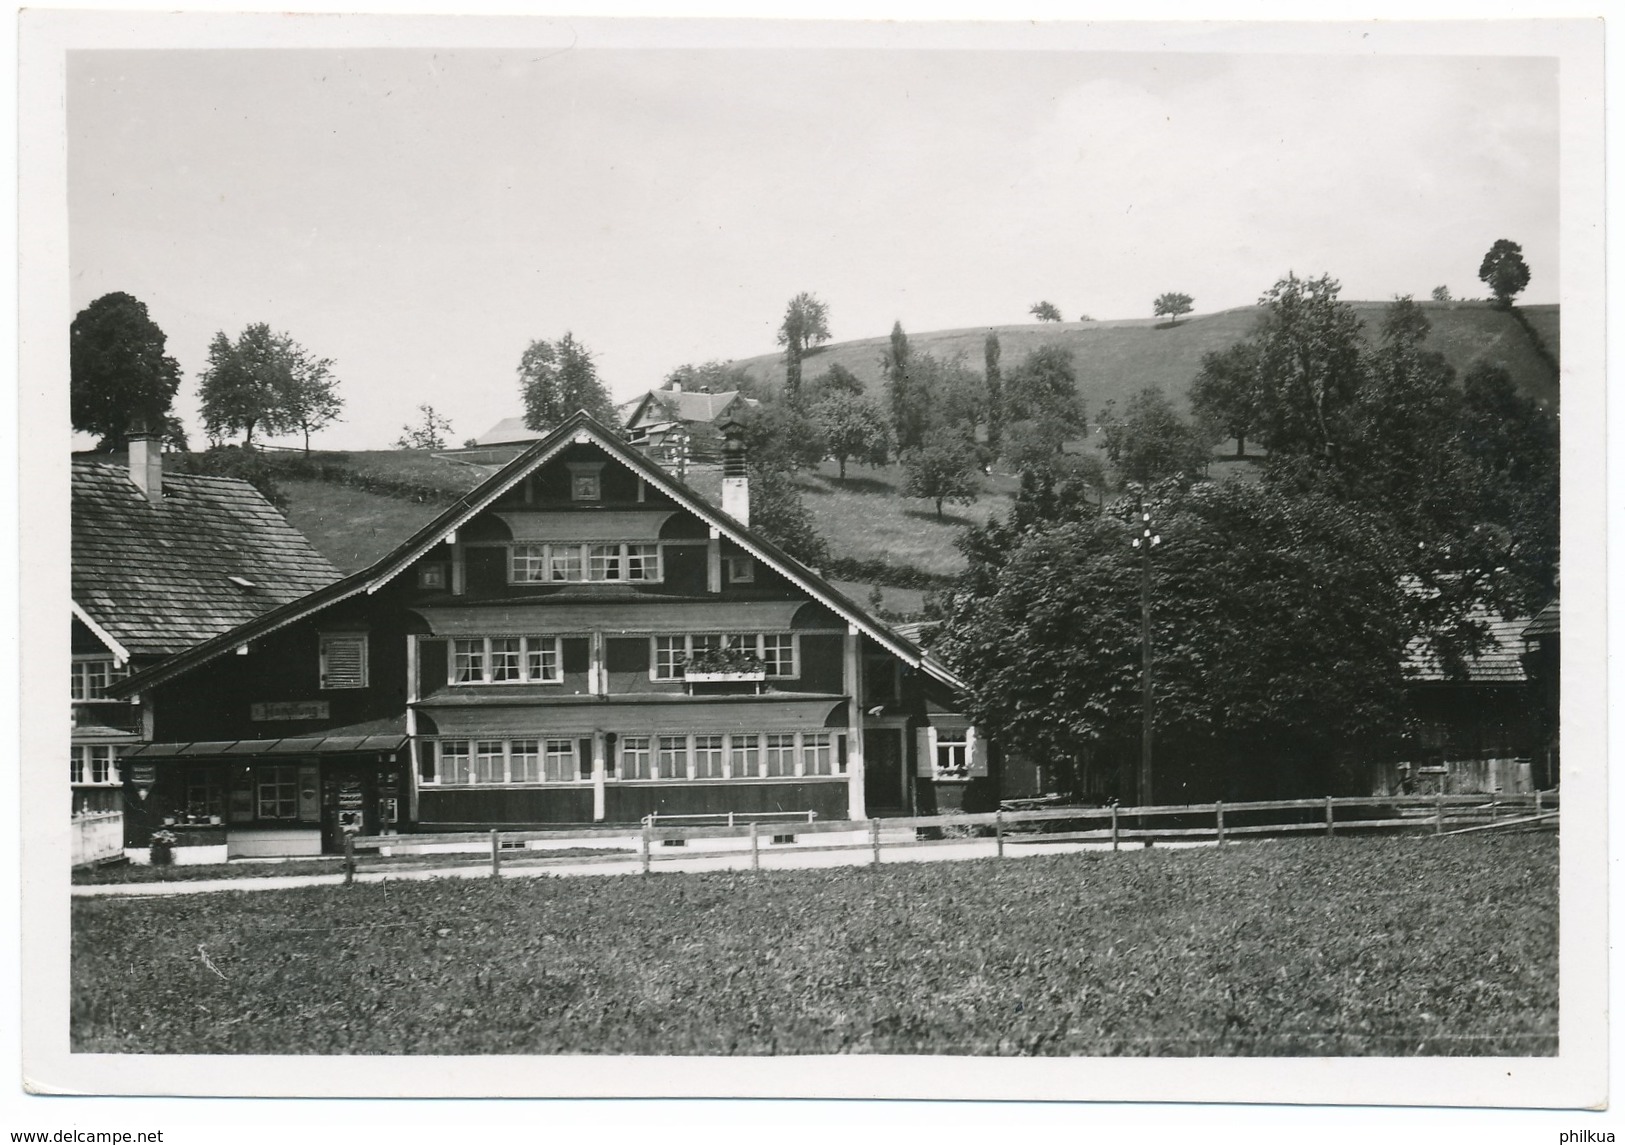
[870,819,881,868]
[1535,789,1542,816]
[641,825,652,875]
[1110,804,1119,852]
[995,810,1005,858]
[1215,801,1224,846]
[490,829,501,878]
[1434,789,1444,835]
[1326,795,1335,838]
[343,833,355,886]
[749,821,760,872]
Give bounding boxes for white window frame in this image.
[610,731,846,782]
[647,633,799,681]
[71,656,126,702]
[423,737,586,786]
[934,731,971,779]
[256,764,300,820]
[70,745,121,786]
[448,636,564,685]
[318,633,369,690]
[508,543,663,585]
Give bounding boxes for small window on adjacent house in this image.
[935,732,970,779]
[725,554,755,584]
[417,563,448,589]
[319,633,368,689]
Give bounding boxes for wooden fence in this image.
[345,791,1556,883]
[71,811,124,868]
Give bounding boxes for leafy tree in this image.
[519,332,616,432]
[198,324,301,448]
[280,344,344,453]
[396,404,453,450]
[736,400,826,473]
[1029,301,1063,323]
[812,393,892,479]
[805,362,864,404]
[903,429,980,521]
[777,292,831,407]
[1100,388,1211,487]
[937,481,1410,800]
[664,360,768,401]
[984,330,1003,451]
[1242,272,1367,462]
[1189,341,1263,458]
[1430,285,1453,302]
[745,465,828,566]
[1478,239,1531,308]
[1153,292,1194,326]
[1005,343,1085,440]
[70,292,183,451]
[882,320,917,449]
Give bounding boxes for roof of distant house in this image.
[1403,611,1529,684]
[73,461,340,658]
[1522,597,1560,639]
[472,416,540,448]
[625,388,758,430]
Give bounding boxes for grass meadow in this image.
[72,834,1556,1057]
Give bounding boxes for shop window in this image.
[256,765,301,820]
[318,633,368,689]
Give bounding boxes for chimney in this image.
[669,382,683,394]
[129,432,163,505]
[719,416,748,526]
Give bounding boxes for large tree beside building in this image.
[777,292,831,407]
[70,292,183,451]
[518,332,617,432]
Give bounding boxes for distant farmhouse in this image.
[109,414,990,861]
[71,436,339,863]
[621,383,760,463]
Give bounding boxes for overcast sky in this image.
[67,43,1559,451]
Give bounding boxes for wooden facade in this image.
[113,416,990,856]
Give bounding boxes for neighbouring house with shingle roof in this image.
[1397,607,1545,795]
[622,384,760,464]
[71,435,339,862]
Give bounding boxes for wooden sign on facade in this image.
[250,701,330,722]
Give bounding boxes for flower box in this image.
[683,669,767,683]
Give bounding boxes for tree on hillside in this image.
[1029,301,1063,323]
[805,362,863,404]
[903,429,980,521]
[882,320,917,449]
[1153,292,1194,326]
[1005,343,1085,441]
[812,393,892,479]
[736,400,826,473]
[936,481,1411,800]
[777,292,831,407]
[70,292,184,451]
[396,404,453,450]
[745,465,828,566]
[281,343,345,453]
[1478,239,1531,309]
[1100,387,1211,487]
[664,360,768,401]
[1189,341,1263,458]
[984,330,1003,451]
[519,332,617,432]
[198,323,304,448]
[1240,272,1367,462]
[1431,285,1453,302]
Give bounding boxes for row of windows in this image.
[510,543,663,584]
[652,633,794,679]
[424,732,844,786]
[71,658,126,701]
[70,745,120,785]
[442,633,799,686]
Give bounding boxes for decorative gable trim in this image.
[70,601,131,665]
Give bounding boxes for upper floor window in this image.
[450,636,563,685]
[70,745,120,786]
[318,633,369,689]
[509,543,662,584]
[71,657,126,701]
[725,554,755,584]
[417,562,448,590]
[649,633,798,681]
[567,462,605,502]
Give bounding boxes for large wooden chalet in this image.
[111,413,990,858]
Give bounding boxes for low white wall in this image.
[227,828,323,859]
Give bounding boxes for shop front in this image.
[120,734,408,859]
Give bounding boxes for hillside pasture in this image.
[71,834,1556,1058]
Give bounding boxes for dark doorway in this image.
[864,728,905,812]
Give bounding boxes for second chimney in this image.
[719,417,748,526]
[129,432,163,505]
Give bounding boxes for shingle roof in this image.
[472,417,540,447]
[627,389,757,429]
[72,461,340,657]
[1403,612,1529,683]
[1522,597,1560,639]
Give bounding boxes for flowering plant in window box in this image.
[682,645,767,682]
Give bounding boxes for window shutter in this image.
[915,727,936,778]
[320,635,368,689]
[967,725,989,777]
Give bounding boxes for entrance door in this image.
[864,728,905,813]
[320,765,377,854]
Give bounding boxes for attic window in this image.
[319,633,369,690]
[227,575,257,588]
[567,461,605,502]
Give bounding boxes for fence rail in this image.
[342,791,1556,883]
[71,811,124,868]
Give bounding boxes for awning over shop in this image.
[413,600,812,637]
[124,734,408,760]
[415,696,847,738]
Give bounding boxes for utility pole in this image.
[1131,502,1160,807]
